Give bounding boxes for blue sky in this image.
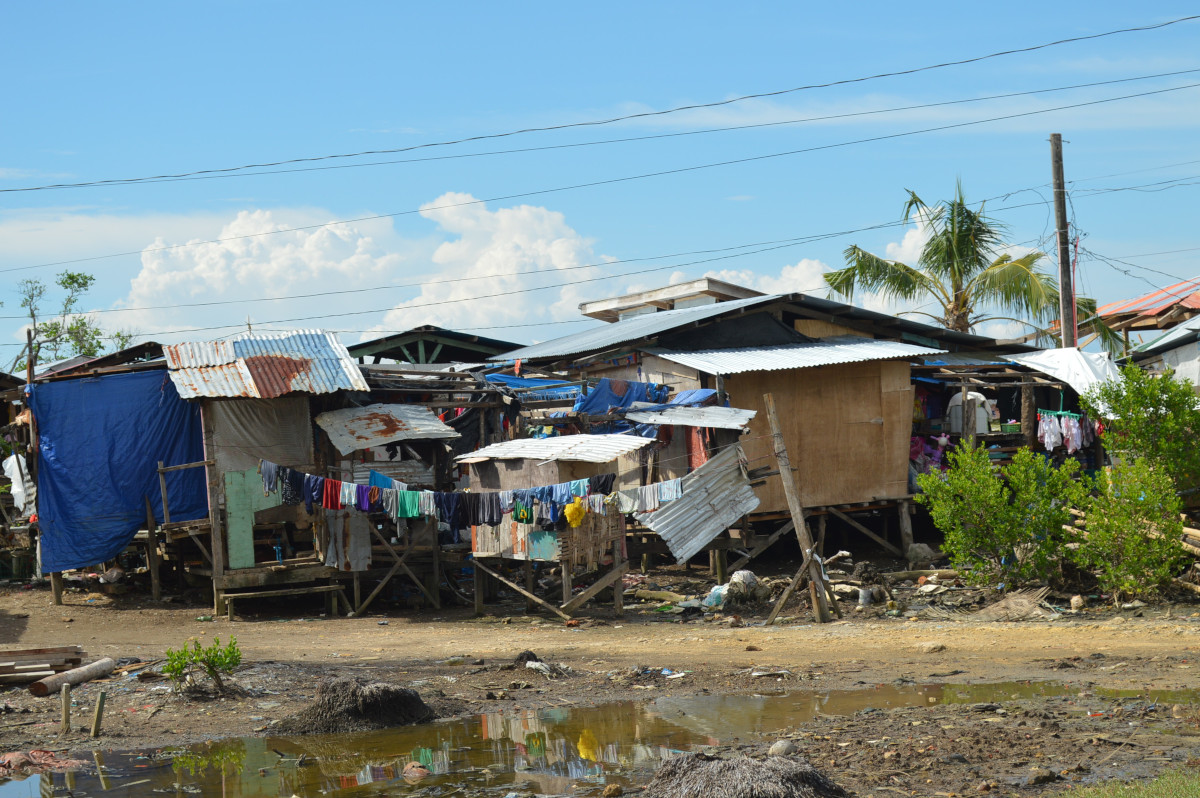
[2,3,1198,362]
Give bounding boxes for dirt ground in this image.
[4,575,1200,796]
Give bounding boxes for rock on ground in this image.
[641,753,850,798]
[273,677,434,735]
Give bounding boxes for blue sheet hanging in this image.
[29,369,207,573]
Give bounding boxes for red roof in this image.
[1096,277,1200,322]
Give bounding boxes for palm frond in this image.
[827,246,944,305]
[967,252,1057,323]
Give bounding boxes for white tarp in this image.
[1007,347,1121,398]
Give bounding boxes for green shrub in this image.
[1077,461,1188,603]
[163,636,242,693]
[1082,365,1200,492]
[916,445,1087,588]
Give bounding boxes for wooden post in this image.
[144,495,162,602]
[31,658,118,697]
[525,561,538,613]
[51,572,63,606]
[90,691,106,738]
[200,405,226,615]
[763,392,829,623]
[961,384,976,448]
[816,515,827,558]
[59,684,70,734]
[898,500,914,554]
[1021,378,1037,450]
[473,560,485,616]
[714,547,728,585]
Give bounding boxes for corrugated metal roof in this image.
[456,433,653,464]
[634,445,760,563]
[163,329,369,399]
[919,352,1018,367]
[1135,314,1200,356]
[492,295,780,361]
[653,337,945,374]
[315,403,461,455]
[624,404,757,430]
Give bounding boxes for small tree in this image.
[10,270,134,372]
[1081,365,1200,493]
[916,445,1087,588]
[163,636,242,694]
[1077,461,1187,602]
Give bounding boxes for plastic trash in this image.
[701,584,728,609]
[858,587,874,606]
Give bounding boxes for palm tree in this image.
[824,184,1113,349]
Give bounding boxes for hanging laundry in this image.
[280,467,304,506]
[462,492,483,526]
[323,478,343,511]
[513,499,534,524]
[380,487,398,519]
[339,480,357,508]
[657,477,683,503]
[568,479,589,498]
[587,473,616,495]
[637,484,660,513]
[397,491,422,518]
[369,470,395,491]
[260,460,279,495]
[588,494,607,515]
[355,484,372,512]
[614,489,638,514]
[480,492,503,526]
[418,491,437,518]
[498,490,515,514]
[435,492,466,535]
[303,474,325,514]
[564,497,587,528]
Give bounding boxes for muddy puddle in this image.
[3,680,1197,797]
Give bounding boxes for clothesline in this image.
[257,458,688,538]
[1036,410,1102,455]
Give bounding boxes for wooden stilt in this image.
[143,496,161,602]
[525,561,536,613]
[475,558,569,620]
[827,507,903,557]
[51,572,63,606]
[473,560,485,616]
[898,500,914,553]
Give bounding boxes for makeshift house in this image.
[456,434,655,618]
[1132,315,1200,387]
[491,280,1040,559]
[347,325,520,366]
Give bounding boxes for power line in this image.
[7,68,1200,192]
[1108,245,1200,259]
[3,165,1196,323]
[7,80,1199,278]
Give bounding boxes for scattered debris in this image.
[273,677,434,734]
[642,752,851,798]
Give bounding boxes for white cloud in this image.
[114,209,414,340]
[369,193,603,336]
[707,257,830,296]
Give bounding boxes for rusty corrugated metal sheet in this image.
[634,445,759,564]
[315,403,461,455]
[163,330,369,399]
[457,433,653,464]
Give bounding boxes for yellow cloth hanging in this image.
[564,496,586,528]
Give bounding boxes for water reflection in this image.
[2,680,1195,797]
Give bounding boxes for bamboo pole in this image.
[762,392,830,623]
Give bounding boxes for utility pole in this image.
[1050,133,1076,348]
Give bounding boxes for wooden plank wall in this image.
[727,360,913,510]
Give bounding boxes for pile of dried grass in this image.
[642,753,850,798]
[274,677,434,735]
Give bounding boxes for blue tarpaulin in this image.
[485,373,581,401]
[30,369,208,573]
[573,378,669,415]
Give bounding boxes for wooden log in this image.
[632,588,690,603]
[883,568,959,580]
[30,658,117,697]
[0,671,54,684]
[1173,578,1200,596]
